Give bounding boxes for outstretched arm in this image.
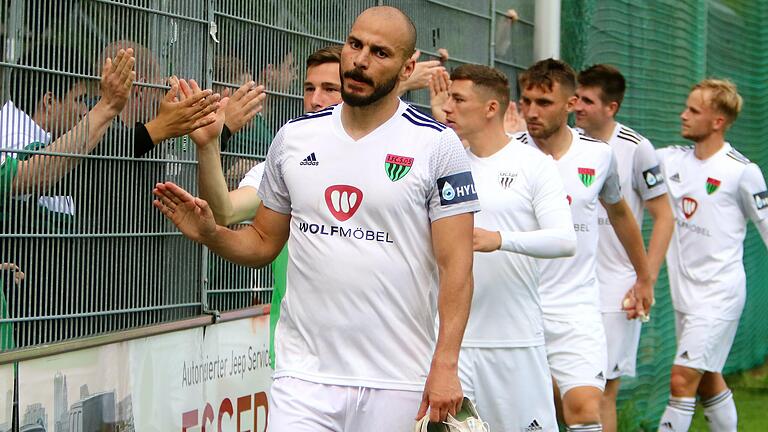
[417,212,473,422]
[9,49,135,194]
[153,181,289,267]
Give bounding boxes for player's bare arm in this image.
[417,212,474,422]
[176,79,263,226]
[154,182,288,267]
[644,194,674,284]
[601,198,653,318]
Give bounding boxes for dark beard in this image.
[341,67,400,107]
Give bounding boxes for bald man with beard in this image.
[153,6,479,431]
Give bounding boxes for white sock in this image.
[658,396,696,431]
[566,424,602,432]
[702,389,737,431]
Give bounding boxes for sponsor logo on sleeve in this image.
[325,185,363,221]
[437,171,478,206]
[643,165,664,188]
[754,191,768,211]
[384,154,414,182]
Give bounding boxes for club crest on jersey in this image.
[498,171,517,189]
[754,191,768,211]
[384,154,414,182]
[325,185,363,222]
[643,166,664,189]
[578,167,595,187]
[682,196,698,219]
[706,177,721,195]
[437,171,478,206]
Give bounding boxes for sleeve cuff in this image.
[133,122,155,157]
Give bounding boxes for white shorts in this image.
[543,316,608,395]
[268,377,422,431]
[602,312,641,379]
[673,311,739,373]
[459,346,557,432]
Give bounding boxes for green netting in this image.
[562,1,768,429]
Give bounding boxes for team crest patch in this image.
[706,177,721,195]
[499,171,517,189]
[682,196,698,219]
[385,154,414,182]
[578,167,596,187]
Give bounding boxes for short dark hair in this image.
[518,58,576,95]
[450,64,510,111]
[577,64,626,107]
[306,45,342,69]
[11,41,86,116]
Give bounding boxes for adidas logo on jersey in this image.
[523,419,543,431]
[661,421,675,430]
[680,351,690,360]
[595,371,605,380]
[300,152,319,166]
[669,173,681,182]
[613,364,621,373]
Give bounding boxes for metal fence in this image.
[0,0,535,351]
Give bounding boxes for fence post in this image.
[489,0,495,67]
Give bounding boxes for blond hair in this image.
[692,79,743,126]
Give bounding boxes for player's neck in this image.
[693,133,726,160]
[466,124,509,158]
[587,119,617,143]
[340,94,401,141]
[531,124,572,160]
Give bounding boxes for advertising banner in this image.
[17,314,271,432]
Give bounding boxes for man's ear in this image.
[607,101,620,117]
[712,115,728,132]
[565,94,578,113]
[486,99,500,119]
[400,52,417,81]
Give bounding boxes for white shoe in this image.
[413,397,489,432]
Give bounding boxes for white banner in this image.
[18,313,272,432]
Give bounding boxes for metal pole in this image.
[534,0,562,60]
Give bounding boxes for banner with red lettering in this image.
[17,313,271,431]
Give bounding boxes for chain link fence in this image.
[0,0,534,351]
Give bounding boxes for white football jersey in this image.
[658,142,768,319]
[592,123,667,312]
[238,161,265,190]
[519,127,622,318]
[464,139,573,347]
[259,102,480,390]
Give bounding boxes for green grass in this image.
[689,364,768,431]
